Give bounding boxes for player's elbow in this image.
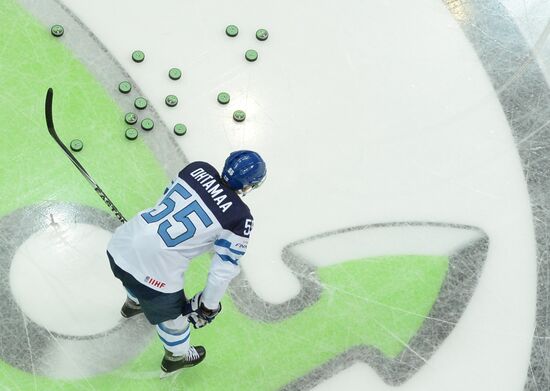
[211,256,241,281]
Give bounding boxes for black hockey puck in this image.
[141,118,154,131]
[217,92,230,105]
[245,50,258,62]
[134,97,147,110]
[226,25,239,37]
[70,139,83,152]
[125,112,138,125]
[233,110,246,122]
[174,123,187,136]
[51,25,64,37]
[125,128,138,140]
[132,50,145,63]
[169,68,182,80]
[256,29,269,41]
[118,81,132,94]
[165,95,178,107]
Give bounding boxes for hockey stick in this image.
[45,88,127,223]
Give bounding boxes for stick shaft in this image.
[45,88,127,223]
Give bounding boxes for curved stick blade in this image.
[45,87,55,136]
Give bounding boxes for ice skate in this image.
[160,346,206,377]
[120,297,143,318]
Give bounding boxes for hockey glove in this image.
[186,292,222,329]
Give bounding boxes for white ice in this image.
[10,222,124,336]
[13,0,544,389]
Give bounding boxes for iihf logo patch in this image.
[144,275,166,289]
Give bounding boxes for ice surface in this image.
[0,0,548,390]
[9,222,122,336]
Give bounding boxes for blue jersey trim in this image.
[157,332,190,346]
[216,252,239,265]
[215,239,246,256]
[157,322,190,336]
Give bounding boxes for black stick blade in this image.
[45,88,55,135]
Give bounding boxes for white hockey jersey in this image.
[107,161,253,309]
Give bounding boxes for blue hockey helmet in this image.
[222,150,267,193]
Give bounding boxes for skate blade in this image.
[159,368,183,379]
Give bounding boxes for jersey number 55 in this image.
[141,183,213,247]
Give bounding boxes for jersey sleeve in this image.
[201,218,253,309]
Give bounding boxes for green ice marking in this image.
[0,0,449,390]
[0,0,168,220]
[0,254,448,391]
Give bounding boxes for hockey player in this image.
[106,150,266,375]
